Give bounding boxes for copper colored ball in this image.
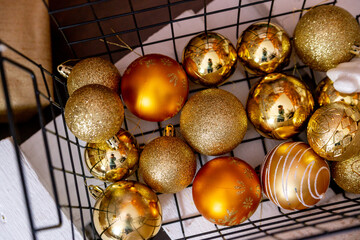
[331,155,360,194]
[261,142,330,210]
[67,57,121,96]
[65,84,124,143]
[180,88,247,156]
[121,54,189,122]
[192,156,261,226]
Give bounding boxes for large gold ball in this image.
[192,156,261,226]
[307,102,360,161]
[139,136,196,193]
[65,84,124,143]
[67,57,121,96]
[236,22,291,75]
[121,54,189,122]
[85,129,139,182]
[261,142,330,210]
[92,181,162,240]
[180,88,247,156]
[331,155,360,194]
[316,77,360,111]
[294,5,360,72]
[246,73,314,139]
[182,31,237,87]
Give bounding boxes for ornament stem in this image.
[88,185,104,200]
[57,59,80,78]
[163,124,175,137]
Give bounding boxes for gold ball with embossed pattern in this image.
[261,142,330,210]
[307,102,360,161]
[192,156,261,226]
[121,54,189,122]
[331,156,360,194]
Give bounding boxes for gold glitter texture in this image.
[331,155,360,194]
[180,88,247,156]
[294,5,360,72]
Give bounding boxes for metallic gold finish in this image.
[182,31,237,87]
[92,181,162,240]
[246,73,314,139]
[63,57,121,96]
[65,84,124,143]
[307,102,360,161]
[261,142,330,210]
[192,157,261,226]
[236,22,291,75]
[57,59,79,78]
[316,77,360,110]
[331,155,360,194]
[121,54,189,122]
[294,5,360,72]
[180,88,247,156]
[85,129,139,182]
[139,126,196,193]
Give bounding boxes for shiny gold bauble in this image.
[192,156,261,226]
[85,129,139,182]
[64,84,124,143]
[261,142,330,210]
[294,5,360,72]
[91,181,162,240]
[121,54,188,122]
[139,136,196,193]
[182,31,237,87]
[236,22,291,75]
[66,57,121,96]
[180,88,247,156]
[307,102,360,161]
[331,155,360,194]
[316,77,360,111]
[246,73,314,139]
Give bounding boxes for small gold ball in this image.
[139,136,196,193]
[331,156,360,194]
[67,57,121,96]
[294,5,360,72]
[65,84,124,143]
[180,88,247,156]
[307,102,360,161]
[182,31,237,87]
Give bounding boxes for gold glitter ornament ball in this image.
[261,142,330,210]
[331,155,360,194]
[180,88,247,156]
[294,5,360,72]
[246,73,314,139]
[237,22,291,75]
[85,128,139,182]
[182,31,237,87]
[65,57,121,96]
[139,129,196,193]
[307,102,360,161]
[65,84,124,143]
[91,181,162,240]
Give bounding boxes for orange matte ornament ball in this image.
[261,142,330,210]
[192,157,261,226]
[121,54,189,122]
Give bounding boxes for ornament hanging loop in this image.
[350,44,360,57]
[163,124,175,137]
[57,59,80,78]
[88,185,104,200]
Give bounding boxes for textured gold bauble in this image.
[180,88,247,156]
[182,31,237,87]
[85,129,139,182]
[139,136,196,193]
[237,22,291,75]
[331,155,360,194]
[316,77,360,111]
[246,73,314,139]
[192,157,261,226]
[261,142,330,210]
[294,5,360,72]
[307,102,360,161]
[121,54,189,122]
[65,57,121,96]
[91,181,162,240]
[64,84,124,143]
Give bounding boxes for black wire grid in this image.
[1,0,360,239]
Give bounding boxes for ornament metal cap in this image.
[88,185,104,200]
[163,124,175,137]
[57,59,80,78]
[106,135,121,150]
